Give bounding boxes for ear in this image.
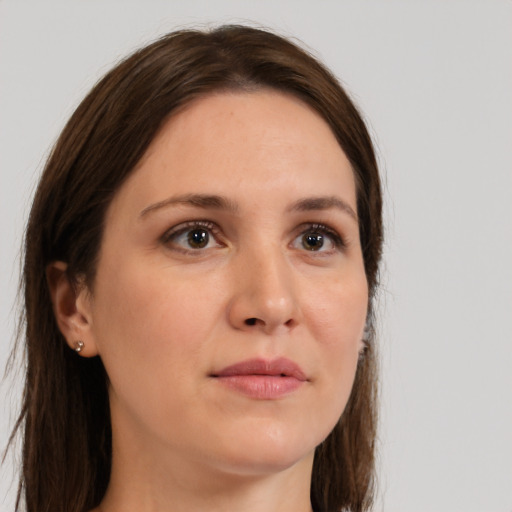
[358,318,371,359]
[46,261,99,357]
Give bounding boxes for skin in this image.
[49,91,368,512]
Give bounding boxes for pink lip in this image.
[211,358,307,399]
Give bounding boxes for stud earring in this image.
[358,320,372,359]
[74,340,84,353]
[362,320,372,342]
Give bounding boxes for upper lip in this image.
[212,357,307,381]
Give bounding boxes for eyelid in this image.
[294,222,346,250]
[160,220,224,253]
[160,220,346,255]
[161,219,214,239]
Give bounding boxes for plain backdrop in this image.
[1,1,511,511]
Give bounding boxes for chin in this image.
[206,420,322,477]
[218,448,314,478]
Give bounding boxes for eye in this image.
[161,221,223,252]
[291,224,343,252]
[184,228,210,249]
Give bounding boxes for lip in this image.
[211,358,308,399]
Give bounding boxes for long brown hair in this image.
[9,25,382,512]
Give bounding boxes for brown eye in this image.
[291,224,342,253]
[162,221,223,252]
[302,232,324,251]
[187,229,209,248]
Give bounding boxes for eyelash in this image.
[298,223,346,250]
[160,220,346,254]
[161,220,222,251]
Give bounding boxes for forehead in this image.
[109,90,356,217]
[142,89,343,161]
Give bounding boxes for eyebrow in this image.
[287,196,358,221]
[139,193,357,222]
[139,193,239,218]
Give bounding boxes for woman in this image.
[11,25,382,512]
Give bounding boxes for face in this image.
[83,91,368,478]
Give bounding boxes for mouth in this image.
[210,357,308,399]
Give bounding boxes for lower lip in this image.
[214,375,304,399]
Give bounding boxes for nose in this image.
[227,246,301,334]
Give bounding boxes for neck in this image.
[97,456,314,512]
[94,416,315,512]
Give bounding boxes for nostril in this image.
[243,317,294,328]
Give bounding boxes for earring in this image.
[362,320,371,342]
[359,320,371,359]
[74,340,84,353]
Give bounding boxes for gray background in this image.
[1,1,511,511]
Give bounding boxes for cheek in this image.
[89,260,218,392]
[303,271,368,413]
[92,257,215,343]
[305,270,368,350]
[88,261,226,437]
